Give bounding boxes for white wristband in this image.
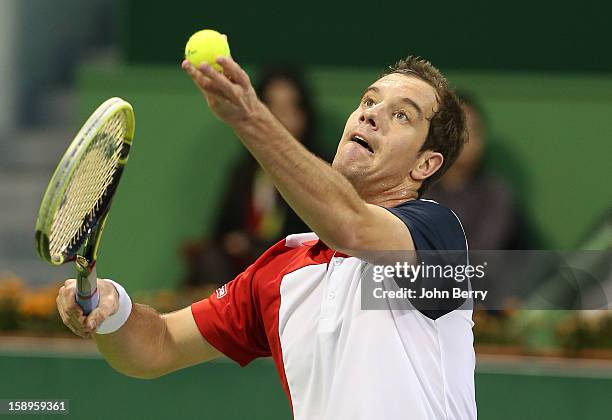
[96,280,132,334]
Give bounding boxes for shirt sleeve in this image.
[191,263,271,366]
[386,200,466,251]
[386,200,469,319]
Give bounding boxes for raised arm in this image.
[56,279,221,379]
[181,58,415,258]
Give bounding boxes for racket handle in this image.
[75,256,99,315]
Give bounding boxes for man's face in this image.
[332,73,439,196]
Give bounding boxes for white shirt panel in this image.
[279,256,476,420]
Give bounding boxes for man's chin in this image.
[333,160,369,184]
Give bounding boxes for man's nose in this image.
[359,107,378,129]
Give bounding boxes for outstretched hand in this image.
[181,57,262,127]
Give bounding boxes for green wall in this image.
[120,0,611,73]
[78,65,612,291]
[1,353,612,419]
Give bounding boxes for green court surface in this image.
[1,346,612,419]
[0,352,289,420]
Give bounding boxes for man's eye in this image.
[394,111,409,121]
[362,97,375,107]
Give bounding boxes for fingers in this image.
[181,57,252,100]
[182,60,233,102]
[181,55,259,125]
[198,62,239,97]
[84,279,120,333]
[216,56,251,89]
[84,307,105,332]
[56,279,90,338]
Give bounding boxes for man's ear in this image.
[411,151,444,182]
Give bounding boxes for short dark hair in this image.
[383,57,467,196]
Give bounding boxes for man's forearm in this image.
[94,304,168,379]
[233,103,368,249]
[182,58,378,250]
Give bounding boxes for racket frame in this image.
[35,97,135,314]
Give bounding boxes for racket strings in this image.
[48,112,128,259]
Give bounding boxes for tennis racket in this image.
[35,97,135,315]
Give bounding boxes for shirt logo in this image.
[216,285,228,299]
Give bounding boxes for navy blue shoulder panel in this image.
[387,199,466,252]
[385,199,468,320]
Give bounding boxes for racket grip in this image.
[75,256,99,315]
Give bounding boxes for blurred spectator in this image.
[183,65,319,286]
[424,93,533,250]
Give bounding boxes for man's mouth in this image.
[350,135,373,153]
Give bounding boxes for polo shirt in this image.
[191,199,476,419]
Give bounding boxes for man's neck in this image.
[360,185,419,208]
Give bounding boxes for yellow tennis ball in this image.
[185,29,230,72]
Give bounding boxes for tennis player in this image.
[57,55,476,419]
